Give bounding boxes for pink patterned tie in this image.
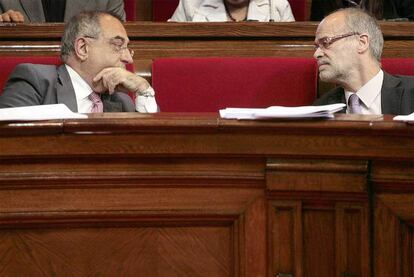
[348,93,362,114]
[89,92,103,113]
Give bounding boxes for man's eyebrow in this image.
[110,36,127,44]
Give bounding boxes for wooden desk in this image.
[0,113,413,276]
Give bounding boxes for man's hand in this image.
[92,67,149,94]
[0,10,25,22]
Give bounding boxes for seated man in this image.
[0,11,157,113]
[0,0,125,22]
[313,7,414,115]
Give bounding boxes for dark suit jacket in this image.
[313,72,414,115]
[0,64,135,112]
[0,0,125,22]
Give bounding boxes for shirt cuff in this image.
[135,86,158,113]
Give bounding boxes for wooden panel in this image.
[303,210,335,277]
[244,196,267,277]
[373,160,414,276]
[0,226,232,277]
[374,199,403,277]
[268,201,303,277]
[401,225,414,277]
[336,203,370,277]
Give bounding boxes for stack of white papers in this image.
[219,103,346,120]
[393,112,414,123]
[0,104,88,121]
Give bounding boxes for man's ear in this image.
[74,37,89,61]
[357,34,370,54]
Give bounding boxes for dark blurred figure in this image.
[0,0,125,23]
[311,0,414,21]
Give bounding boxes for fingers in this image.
[0,10,25,23]
[93,67,130,94]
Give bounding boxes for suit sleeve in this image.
[0,64,45,108]
[107,0,126,21]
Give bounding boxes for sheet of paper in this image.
[220,104,346,120]
[0,104,88,121]
[393,112,414,122]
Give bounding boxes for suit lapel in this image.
[56,65,78,112]
[20,0,45,22]
[381,72,404,115]
[329,87,347,113]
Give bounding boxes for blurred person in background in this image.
[169,0,295,22]
[311,0,414,21]
[0,0,125,22]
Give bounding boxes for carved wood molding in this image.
[0,157,265,189]
[266,159,369,203]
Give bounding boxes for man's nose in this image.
[313,46,323,59]
[121,49,134,64]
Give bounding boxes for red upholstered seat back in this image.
[124,0,136,21]
[382,58,414,76]
[152,57,317,112]
[288,0,307,21]
[0,56,62,94]
[153,0,179,21]
[152,0,306,21]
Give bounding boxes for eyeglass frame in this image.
[314,32,360,50]
[83,35,134,57]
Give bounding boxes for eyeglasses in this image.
[83,35,134,57]
[314,32,360,50]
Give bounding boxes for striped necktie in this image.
[348,93,362,114]
[89,92,103,113]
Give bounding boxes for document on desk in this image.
[393,112,414,123]
[0,104,88,121]
[219,103,346,120]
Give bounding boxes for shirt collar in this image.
[65,64,93,100]
[345,69,383,109]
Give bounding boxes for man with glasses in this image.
[313,7,414,115]
[0,12,157,113]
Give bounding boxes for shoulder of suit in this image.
[11,63,59,81]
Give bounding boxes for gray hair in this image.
[60,12,104,62]
[341,8,384,62]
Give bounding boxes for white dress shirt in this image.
[345,70,384,115]
[65,64,94,113]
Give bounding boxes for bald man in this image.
[313,8,414,115]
